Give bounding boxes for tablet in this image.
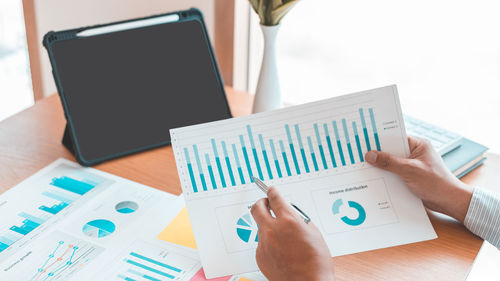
[43,9,232,166]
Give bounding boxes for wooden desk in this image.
[0,87,498,281]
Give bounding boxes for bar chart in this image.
[179,107,381,193]
[170,86,438,278]
[111,240,200,281]
[0,172,106,253]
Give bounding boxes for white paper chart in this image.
[0,159,188,281]
[100,240,202,281]
[171,85,437,278]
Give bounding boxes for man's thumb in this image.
[365,150,408,174]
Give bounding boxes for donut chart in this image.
[115,201,139,214]
[332,199,366,226]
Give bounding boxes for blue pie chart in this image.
[82,219,115,238]
[236,213,258,243]
[115,201,139,214]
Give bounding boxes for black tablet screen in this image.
[52,19,231,163]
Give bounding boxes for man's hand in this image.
[250,187,335,281]
[365,136,473,222]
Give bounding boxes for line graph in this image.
[30,241,78,281]
[1,231,103,281]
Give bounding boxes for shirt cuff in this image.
[464,187,500,249]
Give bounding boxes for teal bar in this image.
[347,143,354,164]
[183,148,197,192]
[205,154,217,189]
[247,125,264,180]
[21,224,35,233]
[333,121,346,166]
[39,205,58,215]
[211,139,226,187]
[19,212,45,225]
[231,143,246,184]
[323,124,337,168]
[118,274,137,281]
[269,139,282,178]
[10,226,29,235]
[285,125,301,174]
[342,119,355,164]
[221,141,236,186]
[294,124,310,173]
[314,124,328,169]
[50,176,95,195]
[369,108,381,151]
[186,164,197,192]
[23,219,40,228]
[22,224,36,234]
[252,147,264,180]
[359,108,372,151]
[39,202,67,215]
[128,269,161,281]
[259,134,273,180]
[240,135,254,182]
[42,191,73,205]
[193,145,207,191]
[0,236,13,246]
[130,252,181,272]
[3,234,18,245]
[279,140,292,176]
[352,121,364,162]
[307,136,319,171]
[125,259,175,279]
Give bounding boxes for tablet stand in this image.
[62,124,76,155]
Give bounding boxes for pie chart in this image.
[236,213,258,243]
[82,219,115,238]
[115,201,139,214]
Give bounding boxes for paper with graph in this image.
[171,85,437,278]
[0,159,230,281]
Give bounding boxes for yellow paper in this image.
[238,278,252,281]
[157,207,197,249]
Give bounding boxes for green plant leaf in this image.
[249,0,259,13]
[271,0,283,10]
[249,0,299,26]
[258,0,266,24]
[271,0,299,25]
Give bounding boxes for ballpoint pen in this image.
[251,176,311,224]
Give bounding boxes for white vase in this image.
[252,24,282,113]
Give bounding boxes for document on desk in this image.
[171,85,437,278]
[0,159,263,281]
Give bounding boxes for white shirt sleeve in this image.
[464,187,500,249]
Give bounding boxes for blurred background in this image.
[0,1,33,121]
[2,0,499,152]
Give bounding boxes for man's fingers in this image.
[266,186,294,218]
[408,136,431,152]
[408,136,421,151]
[365,150,410,175]
[251,198,273,227]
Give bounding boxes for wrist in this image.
[309,273,335,281]
[294,265,334,281]
[442,181,473,223]
[313,267,335,281]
